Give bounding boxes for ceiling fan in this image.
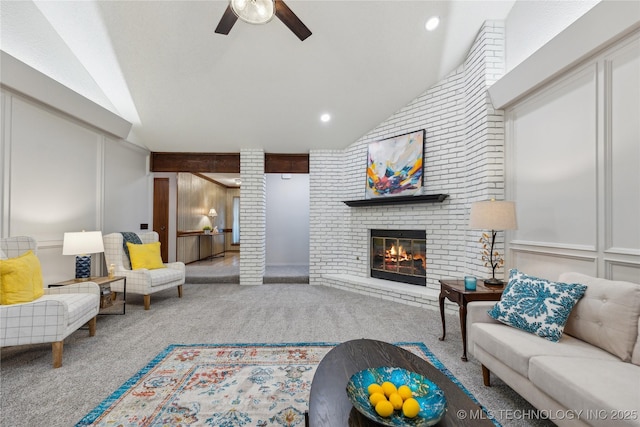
[215,0,312,41]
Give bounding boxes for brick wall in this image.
[309,22,506,298]
[240,149,266,285]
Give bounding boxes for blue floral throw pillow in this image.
[488,269,587,342]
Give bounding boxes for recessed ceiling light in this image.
[425,16,440,31]
[320,113,331,122]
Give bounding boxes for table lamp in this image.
[469,199,517,287]
[62,231,105,281]
[208,208,219,232]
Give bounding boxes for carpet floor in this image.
[185,254,309,284]
[0,283,554,427]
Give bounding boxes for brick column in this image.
[239,149,266,285]
[463,21,507,278]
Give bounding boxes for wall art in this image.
[365,129,424,199]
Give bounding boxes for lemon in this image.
[369,392,387,406]
[402,397,420,418]
[397,384,412,400]
[380,381,397,397]
[367,383,384,396]
[375,399,395,418]
[388,392,403,410]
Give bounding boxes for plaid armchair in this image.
[103,232,184,310]
[0,236,100,368]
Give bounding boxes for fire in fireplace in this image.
[371,229,426,286]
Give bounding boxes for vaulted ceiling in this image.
[0,0,515,153]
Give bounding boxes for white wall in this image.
[1,86,150,283]
[505,30,640,283]
[265,173,309,266]
[505,0,600,72]
[103,138,152,234]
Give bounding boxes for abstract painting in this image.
[365,130,424,198]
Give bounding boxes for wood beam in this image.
[150,152,309,174]
[150,153,240,173]
[264,153,309,173]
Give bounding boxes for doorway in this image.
[153,178,170,262]
[265,173,310,269]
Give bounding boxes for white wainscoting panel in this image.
[608,36,640,255]
[103,137,151,234]
[511,247,597,281]
[2,87,152,283]
[10,97,102,242]
[605,259,640,284]
[38,245,77,284]
[506,30,640,284]
[509,65,597,248]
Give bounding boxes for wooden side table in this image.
[49,276,126,315]
[438,279,503,361]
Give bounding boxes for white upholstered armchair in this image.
[103,232,184,310]
[0,236,100,368]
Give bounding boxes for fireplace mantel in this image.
[343,194,448,207]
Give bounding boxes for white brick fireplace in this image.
[308,22,507,310]
[238,22,508,310]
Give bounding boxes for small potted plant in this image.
[203,225,212,235]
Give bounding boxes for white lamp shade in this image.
[62,231,104,255]
[230,0,275,24]
[208,209,218,217]
[469,200,517,231]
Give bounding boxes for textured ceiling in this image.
[0,0,515,153]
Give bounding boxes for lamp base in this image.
[75,255,91,281]
[483,278,504,288]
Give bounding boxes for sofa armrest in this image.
[44,282,100,296]
[0,299,67,346]
[165,262,185,274]
[467,301,501,327]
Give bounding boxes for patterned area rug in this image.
[75,342,486,427]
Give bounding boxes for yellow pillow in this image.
[126,242,166,270]
[0,250,45,305]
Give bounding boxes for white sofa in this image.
[0,236,100,368]
[468,272,640,427]
[103,232,184,310]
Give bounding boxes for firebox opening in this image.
[371,229,426,286]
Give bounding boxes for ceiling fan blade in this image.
[215,4,238,35]
[274,0,312,41]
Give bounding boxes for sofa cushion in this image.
[126,242,166,270]
[529,356,640,427]
[0,251,45,305]
[488,269,587,342]
[470,323,618,378]
[560,272,640,362]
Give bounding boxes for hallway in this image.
[185,252,309,284]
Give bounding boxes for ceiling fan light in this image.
[425,16,440,31]
[230,0,275,25]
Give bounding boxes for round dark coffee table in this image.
[307,338,493,426]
